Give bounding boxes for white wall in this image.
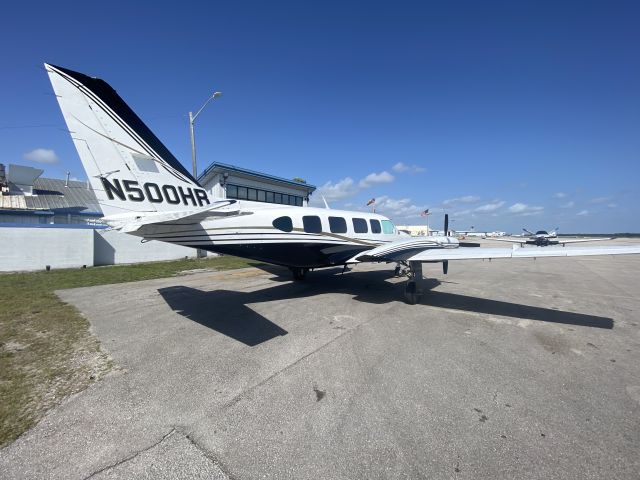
[0,227,202,272]
[0,227,94,271]
[94,230,197,266]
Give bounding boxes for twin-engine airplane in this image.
[45,64,640,304]
[493,228,612,247]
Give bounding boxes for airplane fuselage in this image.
[131,201,413,268]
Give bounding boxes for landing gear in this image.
[394,262,410,278]
[404,280,421,305]
[403,261,424,305]
[290,267,308,281]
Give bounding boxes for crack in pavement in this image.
[183,432,238,480]
[222,315,371,409]
[82,429,177,479]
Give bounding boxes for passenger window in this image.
[370,219,381,234]
[381,220,395,234]
[329,216,347,233]
[352,218,368,233]
[303,216,322,233]
[272,216,293,232]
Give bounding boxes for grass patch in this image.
[0,255,260,448]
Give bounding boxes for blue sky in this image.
[1,1,639,233]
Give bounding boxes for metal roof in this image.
[198,162,316,192]
[0,177,102,215]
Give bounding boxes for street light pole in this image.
[189,91,222,178]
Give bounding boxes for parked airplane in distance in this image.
[44,64,640,304]
[492,228,612,247]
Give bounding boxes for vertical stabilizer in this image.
[45,64,210,217]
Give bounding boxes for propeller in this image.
[443,214,449,274]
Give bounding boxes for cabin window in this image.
[381,220,395,234]
[303,215,322,233]
[272,216,293,232]
[352,218,368,233]
[370,219,381,234]
[329,216,347,233]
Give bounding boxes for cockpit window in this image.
[370,219,381,234]
[536,230,548,235]
[381,220,395,234]
[303,215,323,233]
[272,216,293,232]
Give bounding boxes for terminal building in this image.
[197,162,315,207]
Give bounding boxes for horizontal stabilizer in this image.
[108,200,245,233]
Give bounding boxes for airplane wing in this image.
[407,244,640,262]
[349,236,640,263]
[555,237,613,245]
[487,237,530,244]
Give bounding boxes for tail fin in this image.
[45,64,210,217]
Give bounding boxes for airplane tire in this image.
[404,281,421,305]
[291,267,307,281]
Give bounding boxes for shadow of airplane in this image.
[158,267,613,346]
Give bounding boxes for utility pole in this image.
[189,91,222,177]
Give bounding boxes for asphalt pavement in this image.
[1,240,639,479]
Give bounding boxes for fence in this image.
[0,225,199,272]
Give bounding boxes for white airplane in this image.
[45,64,640,304]
[492,228,612,247]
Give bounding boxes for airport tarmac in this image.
[1,239,640,479]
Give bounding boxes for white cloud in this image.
[475,201,505,213]
[392,162,426,174]
[443,195,481,206]
[508,203,544,215]
[314,177,358,202]
[553,192,567,198]
[374,195,428,219]
[577,210,589,216]
[560,201,575,208]
[589,196,612,204]
[358,171,395,188]
[23,148,59,164]
[607,203,618,209]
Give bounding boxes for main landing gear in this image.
[290,267,308,281]
[403,261,424,305]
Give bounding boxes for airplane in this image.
[44,64,640,304]
[491,228,612,247]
